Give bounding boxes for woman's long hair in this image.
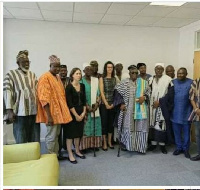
[102,61,115,78]
[69,67,82,82]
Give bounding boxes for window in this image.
[195,30,200,50]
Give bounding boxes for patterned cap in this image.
[16,50,29,61]
[83,63,91,70]
[90,60,98,66]
[49,55,60,64]
[128,64,137,70]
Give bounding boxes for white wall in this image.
[179,20,200,79]
[0,3,5,146]
[4,19,180,143]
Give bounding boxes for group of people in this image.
[3,50,200,165]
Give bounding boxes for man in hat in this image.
[58,64,70,158]
[90,60,102,79]
[113,64,149,153]
[59,64,70,89]
[137,62,152,80]
[147,63,174,154]
[115,63,123,84]
[36,55,72,159]
[3,50,40,143]
[165,65,175,79]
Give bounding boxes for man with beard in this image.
[3,50,40,143]
[137,62,152,80]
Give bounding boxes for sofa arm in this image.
[3,142,41,164]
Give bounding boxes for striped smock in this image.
[3,69,37,116]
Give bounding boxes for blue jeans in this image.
[172,122,191,151]
[194,121,200,154]
[13,115,40,144]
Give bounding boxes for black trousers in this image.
[100,104,115,135]
[58,125,67,153]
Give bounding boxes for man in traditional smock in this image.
[3,50,40,143]
[147,63,174,154]
[113,65,149,153]
[36,55,72,156]
[189,77,200,161]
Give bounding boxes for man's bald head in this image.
[165,65,175,79]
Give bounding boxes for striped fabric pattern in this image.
[121,127,148,153]
[189,78,200,121]
[80,136,102,150]
[134,78,148,119]
[115,78,148,153]
[3,69,37,116]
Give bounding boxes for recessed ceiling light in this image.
[150,2,186,6]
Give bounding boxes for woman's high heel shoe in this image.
[68,157,77,164]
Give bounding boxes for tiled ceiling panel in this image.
[126,16,162,26]
[3,8,14,18]
[153,17,199,28]
[137,5,177,17]
[74,2,111,14]
[74,12,104,23]
[3,2,200,28]
[38,2,73,12]
[4,2,38,9]
[101,14,132,25]
[107,3,147,16]
[42,10,73,22]
[166,7,200,19]
[6,7,43,20]
[182,2,200,9]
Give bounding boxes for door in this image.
[193,51,200,79]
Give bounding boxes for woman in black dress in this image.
[65,68,86,164]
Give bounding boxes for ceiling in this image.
[3,2,200,28]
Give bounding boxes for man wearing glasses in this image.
[3,50,40,143]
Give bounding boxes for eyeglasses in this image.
[130,72,138,74]
[20,61,31,64]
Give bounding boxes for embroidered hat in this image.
[16,50,29,61]
[49,55,60,64]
